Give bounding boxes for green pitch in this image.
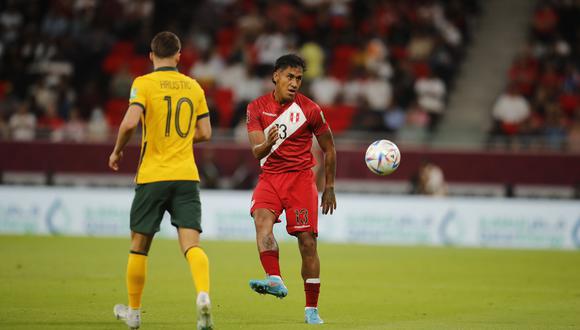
[0,236,579,329]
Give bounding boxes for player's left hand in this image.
[108,151,123,171]
[321,187,336,215]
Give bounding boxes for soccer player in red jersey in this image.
[246,54,337,324]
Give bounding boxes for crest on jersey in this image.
[290,112,300,123]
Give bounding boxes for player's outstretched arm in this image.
[316,130,337,214]
[108,104,143,171]
[248,126,279,160]
[193,116,212,144]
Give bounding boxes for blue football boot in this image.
[305,308,324,324]
[249,275,288,298]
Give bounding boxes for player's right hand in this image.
[108,151,123,171]
[266,125,279,146]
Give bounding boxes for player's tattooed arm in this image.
[316,131,337,214]
[248,126,279,160]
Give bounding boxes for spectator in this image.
[300,40,325,81]
[31,78,57,113]
[508,47,539,97]
[38,102,65,141]
[492,85,531,136]
[363,38,393,80]
[0,0,480,140]
[190,48,225,89]
[217,58,247,98]
[254,24,290,76]
[408,29,436,61]
[8,102,36,141]
[310,74,342,106]
[497,0,580,149]
[86,107,109,142]
[361,70,392,112]
[413,160,447,196]
[415,70,446,132]
[63,107,86,142]
[342,69,365,106]
[383,101,406,133]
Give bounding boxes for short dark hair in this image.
[150,31,181,58]
[274,54,306,73]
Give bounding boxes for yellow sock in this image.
[126,251,147,309]
[185,247,210,293]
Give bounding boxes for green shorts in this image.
[130,181,202,235]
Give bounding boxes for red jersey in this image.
[247,92,330,173]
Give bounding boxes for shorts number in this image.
[295,209,309,225]
[163,96,194,138]
[276,124,287,139]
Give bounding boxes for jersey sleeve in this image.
[309,103,330,136]
[246,101,262,132]
[193,81,210,119]
[129,77,148,110]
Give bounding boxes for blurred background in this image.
[0,0,579,200]
[2,3,580,327]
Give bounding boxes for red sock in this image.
[304,280,320,307]
[259,250,281,277]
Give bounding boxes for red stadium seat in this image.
[103,41,135,74]
[213,88,234,128]
[129,56,151,77]
[105,99,128,127]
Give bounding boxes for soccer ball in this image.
[365,140,401,176]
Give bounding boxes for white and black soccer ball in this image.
[365,139,401,176]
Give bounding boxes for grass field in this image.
[0,235,579,329]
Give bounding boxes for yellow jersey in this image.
[128,67,209,184]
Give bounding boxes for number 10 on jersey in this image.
[163,96,194,138]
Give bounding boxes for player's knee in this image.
[298,234,317,253]
[253,212,276,231]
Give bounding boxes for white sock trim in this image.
[305,307,318,311]
[305,278,320,284]
[269,275,282,280]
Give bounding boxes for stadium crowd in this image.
[0,0,480,143]
[490,0,580,151]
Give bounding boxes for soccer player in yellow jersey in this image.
[108,31,213,330]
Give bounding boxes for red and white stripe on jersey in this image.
[247,92,330,173]
[260,102,307,166]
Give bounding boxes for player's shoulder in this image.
[295,93,321,112]
[132,73,158,88]
[133,73,151,83]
